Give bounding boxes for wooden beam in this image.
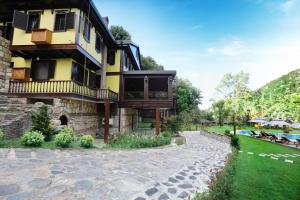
[156,108,160,136]
[144,76,149,100]
[168,76,173,100]
[104,99,110,143]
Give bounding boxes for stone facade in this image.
[119,108,138,133]
[50,99,100,136]
[0,36,11,93]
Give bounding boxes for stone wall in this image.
[0,36,11,93]
[51,99,100,136]
[120,108,138,133]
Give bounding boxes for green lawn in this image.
[232,136,300,200]
[206,125,300,135]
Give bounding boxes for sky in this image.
[95,0,300,108]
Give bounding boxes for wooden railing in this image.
[8,80,118,101]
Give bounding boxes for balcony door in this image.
[30,60,56,81]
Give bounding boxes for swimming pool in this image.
[236,130,300,140]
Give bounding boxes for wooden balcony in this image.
[8,80,118,102]
[31,29,52,45]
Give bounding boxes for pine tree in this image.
[31,105,53,141]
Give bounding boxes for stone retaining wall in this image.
[0,36,11,93]
[199,130,231,143]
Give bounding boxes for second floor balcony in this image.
[8,80,118,102]
[119,71,176,109]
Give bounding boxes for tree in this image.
[110,25,131,40]
[174,78,202,113]
[212,100,226,126]
[216,71,250,99]
[141,55,164,71]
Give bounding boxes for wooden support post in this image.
[144,76,149,100]
[156,108,160,136]
[104,99,110,143]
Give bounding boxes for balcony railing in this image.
[8,80,118,102]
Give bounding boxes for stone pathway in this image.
[0,131,230,200]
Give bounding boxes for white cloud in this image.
[207,39,246,56]
[281,0,298,14]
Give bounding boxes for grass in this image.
[108,133,172,149]
[0,137,104,149]
[206,125,300,135]
[138,122,153,129]
[195,136,300,200]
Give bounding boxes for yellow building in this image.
[0,0,176,140]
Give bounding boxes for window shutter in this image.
[107,50,115,65]
[66,12,75,29]
[48,60,56,79]
[13,10,28,30]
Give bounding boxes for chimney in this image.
[102,17,109,27]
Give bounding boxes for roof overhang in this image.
[0,0,115,48]
[122,70,176,77]
[116,40,142,70]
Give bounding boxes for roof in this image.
[0,0,115,47]
[122,70,176,77]
[116,40,142,70]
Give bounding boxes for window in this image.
[54,12,67,31]
[30,60,56,81]
[83,18,91,42]
[88,71,97,88]
[26,12,40,32]
[71,62,88,85]
[95,33,102,53]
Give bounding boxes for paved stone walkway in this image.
[0,131,230,200]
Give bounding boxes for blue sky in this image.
[95,0,300,108]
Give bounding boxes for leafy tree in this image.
[141,55,164,71]
[174,78,202,113]
[216,71,250,99]
[110,25,131,40]
[212,100,226,126]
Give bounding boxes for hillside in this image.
[252,69,300,120]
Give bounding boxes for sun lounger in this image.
[260,132,272,140]
[250,131,262,138]
[269,134,282,143]
[296,139,300,147]
[281,136,297,145]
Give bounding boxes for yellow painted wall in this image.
[105,50,121,93]
[78,13,102,65]
[12,9,79,46]
[12,57,73,81]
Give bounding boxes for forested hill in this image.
[252,68,300,120]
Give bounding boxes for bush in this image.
[224,129,230,135]
[230,136,240,150]
[108,133,171,149]
[59,128,74,139]
[0,128,4,142]
[55,132,73,148]
[162,132,172,138]
[21,131,44,147]
[167,116,181,134]
[80,135,94,148]
[31,105,53,141]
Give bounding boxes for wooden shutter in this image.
[66,12,75,29]
[13,10,28,30]
[107,50,115,65]
[48,60,56,79]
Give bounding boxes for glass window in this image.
[54,12,67,31]
[83,18,91,42]
[27,12,40,32]
[71,63,84,84]
[88,71,97,88]
[31,61,54,81]
[95,33,101,53]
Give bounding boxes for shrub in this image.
[0,128,4,142]
[108,133,171,149]
[31,105,53,141]
[21,131,44,147]
[225,129,230,135]
[167,116,181,134]
[162,132,172,138]
[230,136,240,150]
[80,135,94,148]
[59,128,74,139]
[55,132,73,148]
